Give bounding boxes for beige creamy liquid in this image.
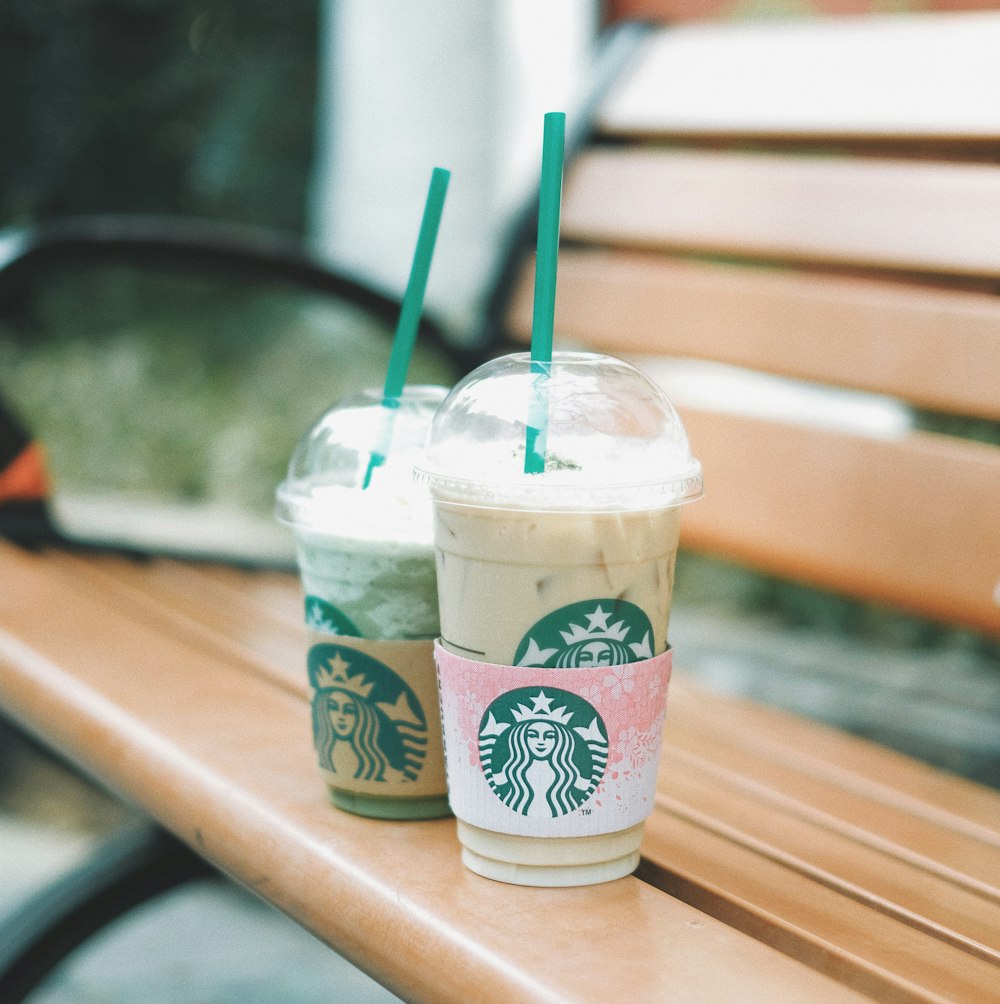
[433,502,682,663]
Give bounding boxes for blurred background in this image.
[0,0,604,558]
[1,1,998,1001]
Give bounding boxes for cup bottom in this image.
[328,788,452,821]
[456,820,644,887]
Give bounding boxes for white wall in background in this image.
[310,0,599,332]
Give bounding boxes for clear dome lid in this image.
[275,385,448,539]
[415,352,702,510]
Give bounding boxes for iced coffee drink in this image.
[434,504,681,665]
[277,386,450,820]
[418,352,701,885]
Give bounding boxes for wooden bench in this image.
[3,10,1000,1002]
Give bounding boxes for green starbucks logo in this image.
[308,644,428,782]
[479,687,607,817]
[305,595,360,637]
[514,600,654,668]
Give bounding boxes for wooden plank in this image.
[644,687,1000,999]
[673,409,1000,634]
[0,543,861,1003]
[665,686,1000,882]
[194,563,305,629]
[508,251,1000,420]
[561,149,1000,278]
[598,14,1000,144]
[46,550,308,699]
[657,738,1000,922]
[49,547,1000,849]
[639,809,1000,1003]
[668,677,1000,845]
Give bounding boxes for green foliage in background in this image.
[0,1,390,516]
[0,267,458,517]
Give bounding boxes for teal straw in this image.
[363,166,450,488]
[524,112,565,475]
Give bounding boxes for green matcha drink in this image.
[294,524,439,642]
[277,385,450,820]
[418,352,701,885]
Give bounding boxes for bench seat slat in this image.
[598,15,1000,145]
[509,251,1000,419]
[50,552,1000,852]
[639,811,1000,1003]
[659,729,1000,897]
[669,677,1000,836]
[192,562,305,628]
[561,150,1000,278]
[46,550,308,700]
[656,754,1000,949]
[673,408,1000,634]
[0,543,862,1003]
[662,724,1000,887]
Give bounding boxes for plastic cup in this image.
[276,385,450,820]
[416,352,701,884]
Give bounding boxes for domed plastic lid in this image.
[275,385,448,538]
[416,352,702,511]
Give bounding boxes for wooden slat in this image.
[561,149,1000,278]
[508,251,1000,419]
[665,692,1000,889]
[0,543,861,1004]
[46,551,308,699]
[599,14,1000,144]
[194,563,305,629]
[46,554,1000,863]
[643,680,1000,998]
[673,409,1000,634]
[668,677,1000,845]
[658,747,1000,916]
[639,810,1000,1003]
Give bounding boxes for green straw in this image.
[363,166,450,488]
[524,112,565,475]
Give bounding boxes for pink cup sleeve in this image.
[434,643,673,838]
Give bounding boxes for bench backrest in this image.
[502,12,1000,636]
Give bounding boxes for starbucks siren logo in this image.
[479,687,607,817]
[514,600,654,668]
[309,644,427,783]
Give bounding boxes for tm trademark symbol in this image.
[580,809,592,815]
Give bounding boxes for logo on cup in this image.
[308,644,428,783]
[479,687,608,817]
[514,600,654,668]
[305,595,361,637]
